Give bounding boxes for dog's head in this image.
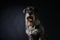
[23,6,37,26]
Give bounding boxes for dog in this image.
[23,6,46,40]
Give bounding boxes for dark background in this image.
[0,0,59,40]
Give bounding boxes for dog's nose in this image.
[29,13,32,15]
[29,12,33,15]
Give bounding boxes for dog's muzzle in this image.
[27,16,33,22]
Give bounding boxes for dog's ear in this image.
[35,19,40,25]
[23,8,26,14]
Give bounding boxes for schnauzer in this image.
[23,6,46,40]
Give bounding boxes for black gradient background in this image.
[0,0,59,40]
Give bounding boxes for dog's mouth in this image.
[27,16,33,22]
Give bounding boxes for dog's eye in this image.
[29,8,32,11]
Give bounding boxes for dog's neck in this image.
[26,25,35,28]
[28,25,35,29]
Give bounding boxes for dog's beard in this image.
[26,21,33,26]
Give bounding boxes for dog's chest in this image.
[26,26,39,36]
[28,27,34,34]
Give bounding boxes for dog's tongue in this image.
[28,18,33,22]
